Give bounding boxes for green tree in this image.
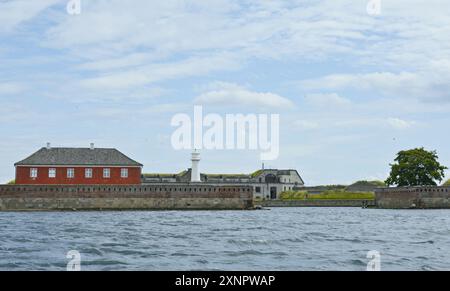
[385,148,447,186]
[443,179,450,186]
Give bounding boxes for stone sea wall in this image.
[0,184,253,211]
[375,186,450,209]
[260,199,375,207]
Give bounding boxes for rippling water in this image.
[0,208,449,270]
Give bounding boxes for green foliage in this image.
[385,148,447,186]
[280,190,374,200]
[7,179,15,185]
[313,190,375,200]
[250,170,263,177]
[349,180,385,187]
[280,190,308,200]
[207,174,248,178]
[302,185,347,192]
[443,179,450,186]
[320,185,347,190]
[142,173,177,177]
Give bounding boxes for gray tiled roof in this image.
[15,147,143,167]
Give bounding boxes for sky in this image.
[1,0,450,185]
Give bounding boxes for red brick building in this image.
[14,144,143,185]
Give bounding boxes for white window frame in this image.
[103,168,110,178]
[30,168,38,178]
[48,168,56,178]
[67,168,75,179]
[85,168,93,178]
[120,168,128,178]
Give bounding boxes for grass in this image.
[250,170,264,177]
[280,190,375,200]
[347,180,385,187]
[207,173,249,178]
[142,170,187,177]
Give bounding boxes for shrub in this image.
[280,190,374,200]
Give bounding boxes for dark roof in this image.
[15,147,143,167]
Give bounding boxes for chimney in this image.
[46,142,51,150]
[90,143,95,150]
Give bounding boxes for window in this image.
[48,168,56,178]
[30,168,38,178]
[255,187,261,193]
[67,168,75,178]
[85,168,93,178]
[103,168,110,178]
[120,168,128,178]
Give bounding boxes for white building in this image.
[142,152,304,199]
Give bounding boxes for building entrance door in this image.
[270,187,277,199]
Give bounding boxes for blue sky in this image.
[1,0,450,185]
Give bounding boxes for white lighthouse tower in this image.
[191,150,201,182]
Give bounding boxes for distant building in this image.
[14,143,143,185]
[13,145,304,199]
[142,168,304,200]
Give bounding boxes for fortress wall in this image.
[375,186,450,209]
[0,184,253,211]
[261,199,375,207]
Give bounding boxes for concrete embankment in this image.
[375,186,450,209]
[0,184,253,211]
[260,199,375,207]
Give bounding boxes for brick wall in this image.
[15,166,141,185]
[375,186,450,209]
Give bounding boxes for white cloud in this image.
[0,82,24,95]
[301,72,422,94]
[294,120,320,130]
[194,82,294,109]
[77,52,169,71]
[304,93,351,106]
[27,0,450,104]
[386,117,415,130]
[0,0,59,33]
[79,53,241,90]
[86,103,187,119]
[301,71,450,102]
[0,103,37,122]
[39,0,450,70]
